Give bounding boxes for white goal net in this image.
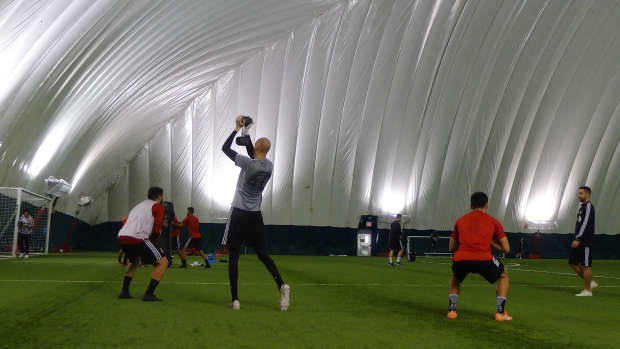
[0,187,52,257]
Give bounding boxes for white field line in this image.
[0,279,619,288]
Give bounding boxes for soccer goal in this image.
[0,187,52,258]
[406,235,505,259]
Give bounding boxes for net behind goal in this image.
[0,188,52,257]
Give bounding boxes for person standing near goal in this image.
[221,115,290,311]
[447,192,512,321]
[17,209,34,258]
[117,187,168,301]
[388,214,404,266]
[569,186,598,296]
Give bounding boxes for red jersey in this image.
[172,217,180,237]
[451,210,505,261]
[182,214,200,238]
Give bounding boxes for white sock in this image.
[396,256,401,263]
[389,257,393,263]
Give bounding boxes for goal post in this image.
[0,187,53,258]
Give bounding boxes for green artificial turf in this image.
[1,253,618,349]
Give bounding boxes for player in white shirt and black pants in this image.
[17,209,34,258]
[569,186,598,297]
[117,187,168,301]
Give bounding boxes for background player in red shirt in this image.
[174,207,210,268]
[447,192,512,321]
[169,216,182,266]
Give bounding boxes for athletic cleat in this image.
[388,262,394,267]
[280,284,291,311]
[230,300,240,310]
[205,264,211,268]
[447,311,458,319]
[590,280,598,290]
[19,253,24,258]
[495,312,513,321]
[395,262,403,266]
[178,264,187,268]
[142,294,163,302]
[118,291,133,299]
[575,290,593,297]
[24,254,28,259]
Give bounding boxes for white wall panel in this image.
[128,144,150,209]
[292,4,343,226]
[272,21,315,224]
[108,167,129,221]
[255,39,288,224]
[313,0,371,227]
[171,108,193,214]
[192,88,214,220]
[150,124,172,197]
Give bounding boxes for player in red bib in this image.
[174,207,210,268]
[447,192,512,321]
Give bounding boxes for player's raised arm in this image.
[222,116,244,161]
[491,237,510,254]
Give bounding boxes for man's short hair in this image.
[23,209,30,214]
[579,186,592,195]
[470,192,488,209]
[188,207,195,214]
[396,214,402,218]
[147,187,164,200]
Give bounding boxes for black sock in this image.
[145,279,160,295]
[122,276,132,293]
[181,259,186,266]
[497,297,506,314]
[204,258,210,266]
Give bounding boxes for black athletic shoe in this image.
[205,264,211,268]
[395,262,403,266]
[388,262,394,267]
[118,291,133,299]
[178,264,187,268]
[142,294,163,302]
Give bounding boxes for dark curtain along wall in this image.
[48,219,620,259]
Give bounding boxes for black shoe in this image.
[142,294,163,302]
[395,262,403,266]
[205,264,211,268]
[118,291,133,299]
[388,262,394,267]
[178,264,187,268]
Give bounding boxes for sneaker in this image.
[24,254,28,259]
[205,264,211,268]
[178,264,187,268]
[388,262,394,267]
[280,284,291,311]
[230,300,240,310]
[447,311,458,319]
[118,291,133,299]
[395,262,403,266]
[19,253,24,258]
[575,290,592,297]
[142,294,163,302]
[590,280,598,290]
[495,312,513,321]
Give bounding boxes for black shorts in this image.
[120,240,164,265]
[171,236,180,250]
[184,237,202,251]
[451,258,505,284]
[389,239,403,251]
[222,207,264,249]
[569,246,593,267]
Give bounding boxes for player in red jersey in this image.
[447,192,512,321]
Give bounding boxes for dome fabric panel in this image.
[2,0,620,235]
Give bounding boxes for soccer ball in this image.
[59,249,63,253]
